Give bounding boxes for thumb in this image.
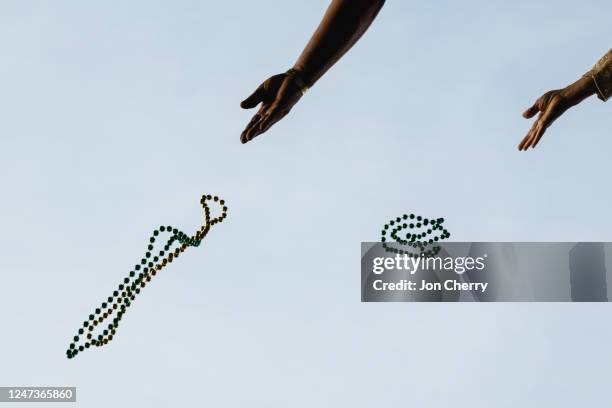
[522,102,540,119]
[240,84,265,109]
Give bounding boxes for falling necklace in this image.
[66,194,228,359]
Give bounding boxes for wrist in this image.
[285,68,310,95]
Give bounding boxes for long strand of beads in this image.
[381,213,450,258]
[66,194,228,359]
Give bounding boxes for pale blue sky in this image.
[1,1,611,406]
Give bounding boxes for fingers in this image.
[240,113,260,143]
[531,108,555,148]
[518,97,542,150]
[245,113,261,130]
[240,84,265,109]
[258,113,274,133]
[518,120,539,151]
[518,111,552,151]
[241,107,288,144]
[243,114,272,143]
[518,133,530,151]
[530,124,545,149]
[240,111,269,144]
[258,109,288,134]
[243,118,263,143]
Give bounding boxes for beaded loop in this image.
[380,214,450,258]
[66,194,228,359]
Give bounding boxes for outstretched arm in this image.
[240,0,386,144]
[518,49,611,151]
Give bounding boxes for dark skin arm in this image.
[518,75,598,151]
[240,0,386,144]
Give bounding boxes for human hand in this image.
[518,76,597,151]
[240,72,304,144]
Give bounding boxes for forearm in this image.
[561,76,598,106]
[292,0,385,87]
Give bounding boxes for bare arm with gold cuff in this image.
[584,49,612,102]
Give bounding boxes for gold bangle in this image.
[286,68,309,95]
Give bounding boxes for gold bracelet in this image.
[286,68,309,95]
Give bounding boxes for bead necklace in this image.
[66,194,228,359]
[381,213,450,257]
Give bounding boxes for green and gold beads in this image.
[381,213,450,257]
[66,194,228,359]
